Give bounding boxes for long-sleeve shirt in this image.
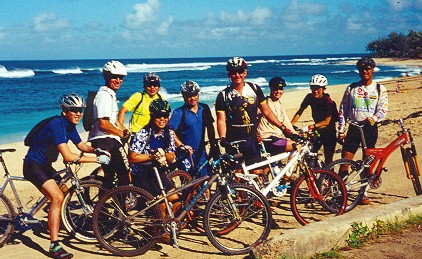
[338,81,388,133]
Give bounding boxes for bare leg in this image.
[40,179,64,242]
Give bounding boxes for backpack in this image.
[24,115,59,146]
[82,91,97,132]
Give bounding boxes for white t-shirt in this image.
[88,86,120,142]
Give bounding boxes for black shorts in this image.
[91,137,130,187]
[312,127,337,154]
[23,159,57,189]
[132,168,174,197]
[226,135,261,165]
[342,124,378,154]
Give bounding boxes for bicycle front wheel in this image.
[404,148,422,195]
[203,184,272,255]
[61,180,106,242]
[290,169,347,226]
[0,194,15,247]
[328,159,367,212]
[92,185,163,257]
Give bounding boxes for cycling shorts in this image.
[343,124,378,154]
[226,135,261,165]
[263,137,288,156]
[23,159,57,189]
[312,127,337,154]
[91,137,130,188]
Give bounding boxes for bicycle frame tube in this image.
[366,131,409,175]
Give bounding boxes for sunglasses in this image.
[183,92,199,98]
[228,69,245,75]
[310,85,323,91]
[67,107,84,114]
[145,84,160,88]
[153,112,170,118]
[110,75,125,80]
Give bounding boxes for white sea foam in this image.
[0,65,35,78]
[52,67,83,74]
[125,61,225,73]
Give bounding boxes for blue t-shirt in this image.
[25,116,82,164]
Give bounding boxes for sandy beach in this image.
[1,57,422,258]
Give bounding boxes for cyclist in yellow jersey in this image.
[118,72,164,134]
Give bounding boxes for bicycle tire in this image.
[166,169,192,190]
[61,180,107,242]
[203,184,272,255]
[405,149,422,195]
[290,169,347,226]
[327,158,367,212]
[0,194,15,247]
[92,185,163,257]
[184,181,211,233]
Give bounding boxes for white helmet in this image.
[102,60,127,76]
[59,93,86,108]
[310,74,328,87]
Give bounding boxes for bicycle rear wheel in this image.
[61,180,106,242]
[92,185,163,257]
[203,184,272,255]
[328,159,367,212]
[405,149,422,195]
[290,169,347,226]
[0,194,15,247]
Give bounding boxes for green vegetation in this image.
[312,213,422,259]
[366,30,422,58]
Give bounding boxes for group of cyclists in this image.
[23,56,387,258]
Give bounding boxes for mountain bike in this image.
[91,153,272,256]
[224,132,347,226]
[0,149,105,245]
[328,111,422,212]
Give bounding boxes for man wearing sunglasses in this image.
[169,80,218,177]
[23,93,110,259]
[291,74,338,164]
[215,57,291,168]
[118,72,164,134]
[88,60,131,190]
[338,57,389,205]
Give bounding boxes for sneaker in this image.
[360,195,371,205]
[49,245,73,259]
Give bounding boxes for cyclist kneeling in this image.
[23,93,110,259]
[129,99,183,218]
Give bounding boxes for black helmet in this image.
[226,57,247,72]
[356,57,376,70]
[180,80,200,96]
[269,77,286,90]
[143,72,161,86]
[149,99,171,117]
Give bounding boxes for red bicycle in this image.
[329,111,422,212]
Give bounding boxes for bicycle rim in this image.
[328,159,366,212]
[0,194,15,247]
[290,170,347,226]
[203,184,272,255]
[405,149,422,195]
[92,186,163,257]
[61,180,106,242]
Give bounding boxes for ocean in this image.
[1,54,420,145]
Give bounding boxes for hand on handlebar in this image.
[220,137,231,149]
[94,148,111,157]
[96,154,111,165]
[151,148,167,167]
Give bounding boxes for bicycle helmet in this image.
[309,74,328,88]
[149,99,171,117]
[356,57,375,70]
[226,57,247,72]
[143,72,161,86]
[102,60,127,75]
[180,80,200,96]
[59,93,86,109]
[269,77,286,90]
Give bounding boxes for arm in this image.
[75,141,95,153]
[291,96,308,125]
[216,111,227,138]
[99,118,127,138]
[117,106,129,128]
[372,84,388,122]
[57,143,97,163]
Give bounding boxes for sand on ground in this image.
[0,57,421,258]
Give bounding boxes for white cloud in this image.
[346,17,363,31]
[157,16,173,35]
[33,13,69,32]
[125,0,160,28]
[251,8,272,25]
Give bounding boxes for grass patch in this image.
[312,213,422,259]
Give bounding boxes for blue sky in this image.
[1,0,421,60]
